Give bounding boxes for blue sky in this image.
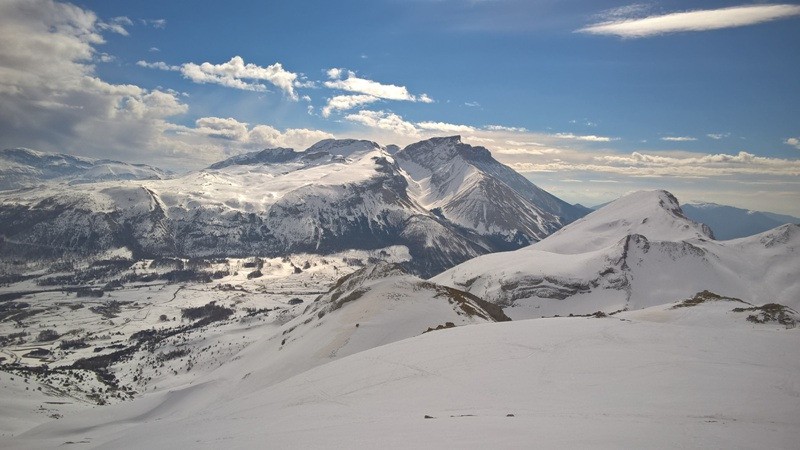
[1,0,799,214]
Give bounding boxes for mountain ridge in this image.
[433,190,800,318]
[0,137,586,277]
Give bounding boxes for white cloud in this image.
[553,132,617,142]
[661,136,697,142]
[579,4,800,38]
[417,93,434,103]
[137,60,179,71]
[485,125,528,132]
[786,137,800,149]
[416,121,476,133]
[344,110,419,136]
[321,94,379,118]
[149,47,160,52]
[0,0,190,165]
[139,57,305,100]
[0,0,346,169]
[322,68,433,113]
[97,16,131,36]
[142,18,167,29]
[510,150,800,178]
[189,116,334,150]
[707,133,730,140]
[179,56,300,100]
[593,4,652,21]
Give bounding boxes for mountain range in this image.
[0,137,586,276]
[2,140,799,448]
[0,148,168,190]
[681,201,799,240]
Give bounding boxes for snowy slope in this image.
[434,190,800,319]
[207,263,509,389]
[0,148,168,190]
[682,201,800,240]
[13,296,800,449]
[396,136,586,246]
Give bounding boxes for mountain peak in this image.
[208,147,298,170]
[532,189,714,254]
[304,139,381,157]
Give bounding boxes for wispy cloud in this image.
[97,16,132,36]
[786,137,800,149]
[661,136,697,142]
[485,125,527,132]
[141,18,167,29]
[137,60,179,71]
[707,133,730,140]
[553,132,618,142]
[578,4,800,38]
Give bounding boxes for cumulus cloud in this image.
[139,56,304,100]
[579,4,800,38]
[180,57,300,99]
[321,68,433,115]
[344,110,420,136]
[0,0,341,169]
[786,137,800,149]
[321,94,379,117]
[190,116,334,149]
[0,0,190,164]
[191,116,334,149]
[661,136,697,142]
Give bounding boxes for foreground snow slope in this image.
[14,298,800,449]
[433,190,800,319]
[202,263,509,391]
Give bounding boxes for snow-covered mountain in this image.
[433,190,800,319]
[396,136,586,247]
[682,201,799,240]
[0,148,168,190]
[0,137,584,277]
